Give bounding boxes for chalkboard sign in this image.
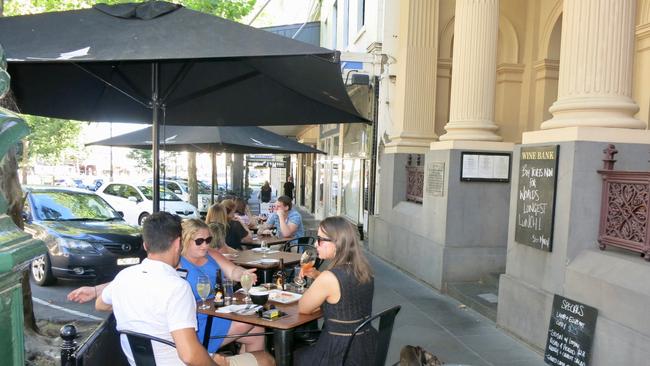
[545,295,598,366]
[515,145,559,251]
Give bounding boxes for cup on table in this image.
[223,279,234,305]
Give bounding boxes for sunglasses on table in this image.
[316,236,333,245]
[194,236,213,246]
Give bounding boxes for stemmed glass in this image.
[196,275,211,310]
[240,272,254,304]
[260,240,268,258]
[294,248,317,292]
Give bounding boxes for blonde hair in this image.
[206,203,228,228]
[320,216,373,284]
[208,222,227,249]
[221,199,236,217]
[181,219,209,256]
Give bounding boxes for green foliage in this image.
[22,115,82,164]
[126,149,152,171]
[5,0,256,20]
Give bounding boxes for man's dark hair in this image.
[142,212,182,253]
[277,195,292,210]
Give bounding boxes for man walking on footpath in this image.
[283,176,295,201]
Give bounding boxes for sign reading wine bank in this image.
[515,145,559,251]
[544,295,598,366]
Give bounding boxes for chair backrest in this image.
[118,330,176,366]
[342,305,402,366]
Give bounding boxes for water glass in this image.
[223,279,234,305]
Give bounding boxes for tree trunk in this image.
[0,147,38,332]
[188,152,198,207]
[21,140,28,184]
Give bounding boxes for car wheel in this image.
[31,254,56,286]
[138,212,150,225]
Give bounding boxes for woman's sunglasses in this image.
[194,236,213,246]
[316,236,333,245]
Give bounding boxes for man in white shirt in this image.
[96,212,221,366]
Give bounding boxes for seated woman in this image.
[205,203,239,255]
[234,197,253,227]
[220,199,253,250]
[295,216,376,366]
[179,219,265,354]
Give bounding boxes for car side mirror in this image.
[173,189,182,194]
[117,211,125,218]
[21,211,31,222]
[127,196,138,202]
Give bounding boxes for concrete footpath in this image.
[369,251,546,365]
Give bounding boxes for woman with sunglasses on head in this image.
[295,216,376,366]
[178,219,266,356]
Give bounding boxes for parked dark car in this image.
[23,186,145,286]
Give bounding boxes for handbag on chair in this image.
[399,345,443,366]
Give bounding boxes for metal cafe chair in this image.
[118,330,176,366]
[342,305,402,366]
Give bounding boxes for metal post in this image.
[151,63,161,213]
[211,150,216,205]
[60,324,77,366]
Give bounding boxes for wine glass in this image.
[260,240,268,258]
[240,272,254,304]
[294,248,317,292]
[196,275,211,310]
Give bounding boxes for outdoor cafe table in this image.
[232,250,302,284]
[241,234,291,248]
[198,294,322,366]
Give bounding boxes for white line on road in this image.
[32,297,103,321]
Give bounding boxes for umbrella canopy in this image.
[0,1,367,211]
[87,125,324,154]
[0,2,366,126]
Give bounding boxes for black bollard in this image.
[60,324,77,366]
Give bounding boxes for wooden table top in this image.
[198,293,321,330]
[232,250,302,269]
[242,234,291,247]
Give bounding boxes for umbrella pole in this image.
[211,150,216,205]
[152,62,161,213]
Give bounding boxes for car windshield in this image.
[197,181,213,194]
[138,186,182,201]
[31,191,122,221]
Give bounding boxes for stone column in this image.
[542,0,645,129]
[440,0,502,141]
[384,0,438,154]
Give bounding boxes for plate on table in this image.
[259,258,279,264]
[222,253,239,259]
[251,247,271,252]
[268,290,302,304]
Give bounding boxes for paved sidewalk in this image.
[369,252,545,366]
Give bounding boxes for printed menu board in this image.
[514,145,559,251]
[545,295,598,366]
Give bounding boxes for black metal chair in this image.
[342,305,402,366]
[118,330,176,366]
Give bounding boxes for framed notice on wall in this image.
[514,145,559,251]
[460,152,511,182]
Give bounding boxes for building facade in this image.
[305,0,650,363]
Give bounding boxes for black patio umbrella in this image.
[87,125,324,202]
[86,125,324,154]
[0,1,367,210]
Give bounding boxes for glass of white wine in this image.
[260,240,268,258]
[240,272,254,304]
[196,275,211,310]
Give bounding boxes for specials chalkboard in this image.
[544,295,598,366]
[514,145,559,251]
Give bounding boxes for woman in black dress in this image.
[295,216,375,366]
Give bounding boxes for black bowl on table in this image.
[249,291,269,305]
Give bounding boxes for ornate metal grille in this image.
[406,154,424,204]
[597,144,650,261]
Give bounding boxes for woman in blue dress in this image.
[179,219,265,354]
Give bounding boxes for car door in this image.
[100,184,138,225]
